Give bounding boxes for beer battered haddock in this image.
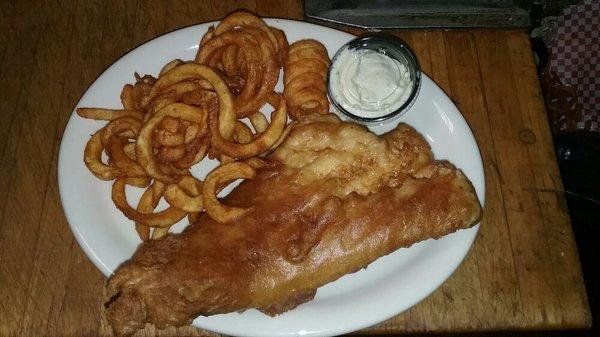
[106,114,482,336]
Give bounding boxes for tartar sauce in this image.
[329,46,413,119]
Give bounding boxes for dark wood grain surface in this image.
[0,1,591,336]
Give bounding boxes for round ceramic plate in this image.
[58,19,485,337]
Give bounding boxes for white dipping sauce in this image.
[329,46,413,118]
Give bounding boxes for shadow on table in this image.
[555,131,599,337]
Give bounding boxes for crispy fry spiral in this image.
[283,39,331,119]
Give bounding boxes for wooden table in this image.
[0,1,592,336]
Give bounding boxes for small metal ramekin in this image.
[328,34,421,125]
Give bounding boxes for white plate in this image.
[58,19,485,337]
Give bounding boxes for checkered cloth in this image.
[550,0,600,131]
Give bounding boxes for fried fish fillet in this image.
[106,114,482,336]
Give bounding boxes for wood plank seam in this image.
[0,2,74,333]
[17,8,78,335]
[53,240,78,332]
[472,30,584,326]
[52,240,79,336]
[500,35,556,322]
[504,32,590,327]
[471,30,530,322]
[468,30,526,322]
[0,4,51,332]
[504,33,566,326]
[13,58,70,337]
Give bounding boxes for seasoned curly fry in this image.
[202,162,256,223]
[78,13,294,236]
